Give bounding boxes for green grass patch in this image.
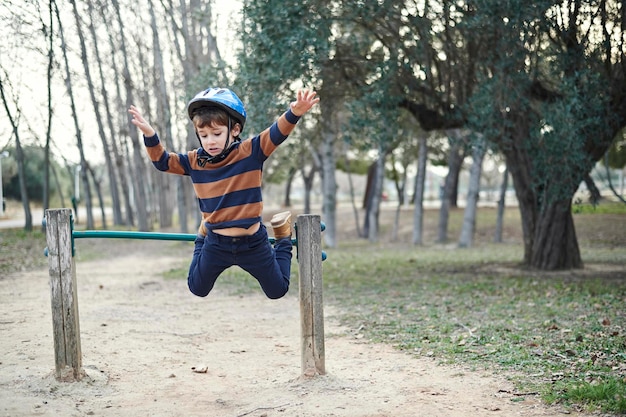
[572,200,626,215]
[0,228,48,274]
[322,242,626,414]
[546,377,626,413]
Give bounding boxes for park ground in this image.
[0,201,624,417]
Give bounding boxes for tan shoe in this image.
[270,211,292,239]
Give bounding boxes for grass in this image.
[0,228,48,274]
[321,243,626,414]
[3,203,625,414]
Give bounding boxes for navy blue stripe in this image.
[285,109,300,124]
[269,123,288,146]
[153,152,170,172]
[200,187,262,214]
[144,134,160,146]
[191,155,259,184]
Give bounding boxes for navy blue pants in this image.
[187,223,292,299]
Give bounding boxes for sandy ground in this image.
[0,247,592,417]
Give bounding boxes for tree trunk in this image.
[177,177,189,234]
[111,0,149,231]
[390,153,408,242]
[0,77,32,231]
[494,166,508,243]
[87,0,123,226]
[412,135,428,245]
[319,104,337,248]
[367,153,385,243]
[283,167,296,208]
[362,162,376,237]
[437,134,464,243]
[603,153,626,204]
[55,1,94,229]
[103,2,132,226]
[458,139,486,248]
[87,165,107,228]
[43,0,54,225]
[148,0,174,228]
[531,198,582,269]
[341,147,362,238]
[71,0,112,229]
[503,117,583,270]
[582,173,602,205]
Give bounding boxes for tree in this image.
[238,0,338,246]
[347,0,625,270]
[464,0,626,269]
[85,0,124,226]
[0,75,32,230]
[458,135,487,247]
[55,0,95,229]
[412,133,429,245]
[43,0,54,219]
[70,0,113,229]
[110,0,149,232]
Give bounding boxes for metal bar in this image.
[72,230,296,245]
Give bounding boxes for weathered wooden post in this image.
[296,214,325,376]
[45,208,84,381]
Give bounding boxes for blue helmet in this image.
[187,88,247,129]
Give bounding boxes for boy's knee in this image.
[265,290,288,300]
[263,280,289,300]
[187,277,211,297]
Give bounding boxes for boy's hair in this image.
[191,107,231,129]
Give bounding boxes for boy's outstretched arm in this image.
[128,105,156,137]
[290,89,320,117]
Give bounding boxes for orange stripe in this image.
[166,153,186,175]
[193,170,262,199]
[204,202,263,224]
[146,144,164,162]
[276,114,296,136]
[259,129,278,157]
[146,145,186,175]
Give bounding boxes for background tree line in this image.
[0,0,624,271]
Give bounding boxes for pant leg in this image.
[238,225,293,299]
[187,234,231,297]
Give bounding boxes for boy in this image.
[129,88,319,299]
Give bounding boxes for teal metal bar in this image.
[73,230,196,242]
[44,214,325,260]
[72,230,297,245]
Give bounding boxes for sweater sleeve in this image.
[144,133,189,175]
[256,108,301,159]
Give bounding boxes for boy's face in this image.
[196,122,240,156]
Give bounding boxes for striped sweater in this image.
[144,109,301,231]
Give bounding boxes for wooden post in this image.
[45,209,84,382]
[296,214,325,376]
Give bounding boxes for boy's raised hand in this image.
[128,105,156,137]
[290,89,320,117]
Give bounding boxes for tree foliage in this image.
[2,146,70,203]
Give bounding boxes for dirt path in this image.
[0,249,590,417]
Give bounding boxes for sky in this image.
[0,0,242,166]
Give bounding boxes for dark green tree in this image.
[461,0,625,269]
[346,0,625,269]
[3,145,69,203]
[236,0,625,269]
